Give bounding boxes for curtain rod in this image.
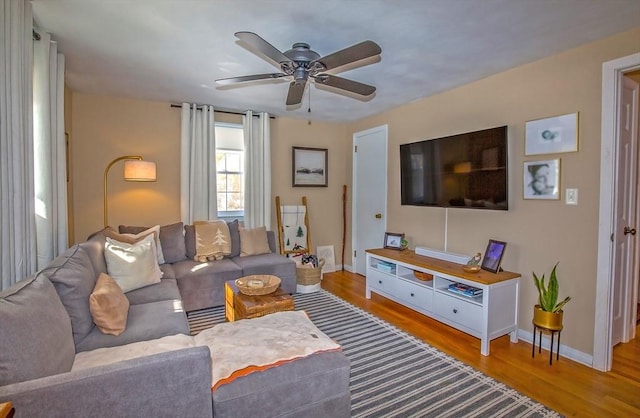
[170,104,275,119]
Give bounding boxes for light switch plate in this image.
[566,188,578,205]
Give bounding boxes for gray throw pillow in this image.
[0,275,75,385]
[45,245,98,345]
[119,222,187,264]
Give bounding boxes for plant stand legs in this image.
[531,323,562,365]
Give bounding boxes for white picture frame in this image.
[316,245,336,273]
[524,159,561,200]
[525,112,578,156]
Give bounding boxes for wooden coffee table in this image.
[224,279,294,322]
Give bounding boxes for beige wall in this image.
[69,27,639,357]
[345,28,640,356]
[271,118,349,263]
[71,94,182,241]
[70,96,349,261]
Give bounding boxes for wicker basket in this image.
[414,271,433,281]
[235,275,281,296]
[296,259,325,286]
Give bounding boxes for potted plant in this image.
[532,262,571,330]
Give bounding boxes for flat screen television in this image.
[400,126,508,210]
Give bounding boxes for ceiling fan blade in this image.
[311,40,381,71]
[235,31,292,66]
[286,80,307,106]
[315,74,376,96]
[215,73,288,85]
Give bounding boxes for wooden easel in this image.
[275,196,312,256]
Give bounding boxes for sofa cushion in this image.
[75,299,191,352]
[79,238,108,275]
[120,222,187,264]
[0,276,75,385]
[105,234,163,293]
[89,273,130,336]
[125,278,181,305]
[45,245,99,345]
[173,259,243,311]
[185,219,240,259]
[239,226,271,256]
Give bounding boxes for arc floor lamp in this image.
[104,155,156,227]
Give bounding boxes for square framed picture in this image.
[292,147,328,187]
[316,245,336,273]
[481,239,507,273]
[524,159,560,200]
[525,112,578,156]
[384,232,404,250]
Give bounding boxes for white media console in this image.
[365,247,521,355]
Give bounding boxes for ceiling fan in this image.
[215,32,382,106]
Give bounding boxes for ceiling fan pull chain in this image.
[307,87,312,125]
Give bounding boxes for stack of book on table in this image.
[376,261,395,273]
[447,282,483,298]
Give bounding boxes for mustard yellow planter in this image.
[532,305,563,330]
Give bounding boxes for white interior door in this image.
[353,125,388,275]
[612,75,639,345]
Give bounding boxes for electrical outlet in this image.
[566,188,578,205]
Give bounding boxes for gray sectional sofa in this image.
[0,222,351,417]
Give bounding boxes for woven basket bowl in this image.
[414,271,433,281]
[462,265,481,273]
[235,275,281,296]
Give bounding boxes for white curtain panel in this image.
[243,111,271,229]
[180,103,217,224]
[0,0,37,290]
[33,30,68,270]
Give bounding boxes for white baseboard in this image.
[517,328,593,367]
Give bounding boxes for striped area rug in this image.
[187,289,561,418]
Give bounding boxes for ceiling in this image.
[32,0,640,123]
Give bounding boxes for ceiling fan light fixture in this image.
[219,32,381,107]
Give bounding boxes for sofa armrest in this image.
[0,346,212,418]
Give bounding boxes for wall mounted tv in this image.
[400,126,508,210]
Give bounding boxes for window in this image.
[215,124,244,218]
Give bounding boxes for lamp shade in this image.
[453,161,472,174]
[124,160,156,181]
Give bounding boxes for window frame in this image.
[215,123,244,219]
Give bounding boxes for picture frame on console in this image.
[384,232,404,250]
[525,112,578,156]
[292,146,328,187]
[481,239,507,273]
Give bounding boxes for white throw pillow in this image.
[123,225,165,265]
[105,234,163,293]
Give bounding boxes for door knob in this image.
[375,213,382,219]
[624,226,637,236]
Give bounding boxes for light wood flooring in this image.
[320,270,640,417]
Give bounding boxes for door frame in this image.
[594,52,640,371]
[352,125,388,275]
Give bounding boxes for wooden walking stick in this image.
[342,185,347,271]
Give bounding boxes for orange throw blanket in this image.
[193,311,341,390]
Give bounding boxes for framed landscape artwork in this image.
[292,147,328,187]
